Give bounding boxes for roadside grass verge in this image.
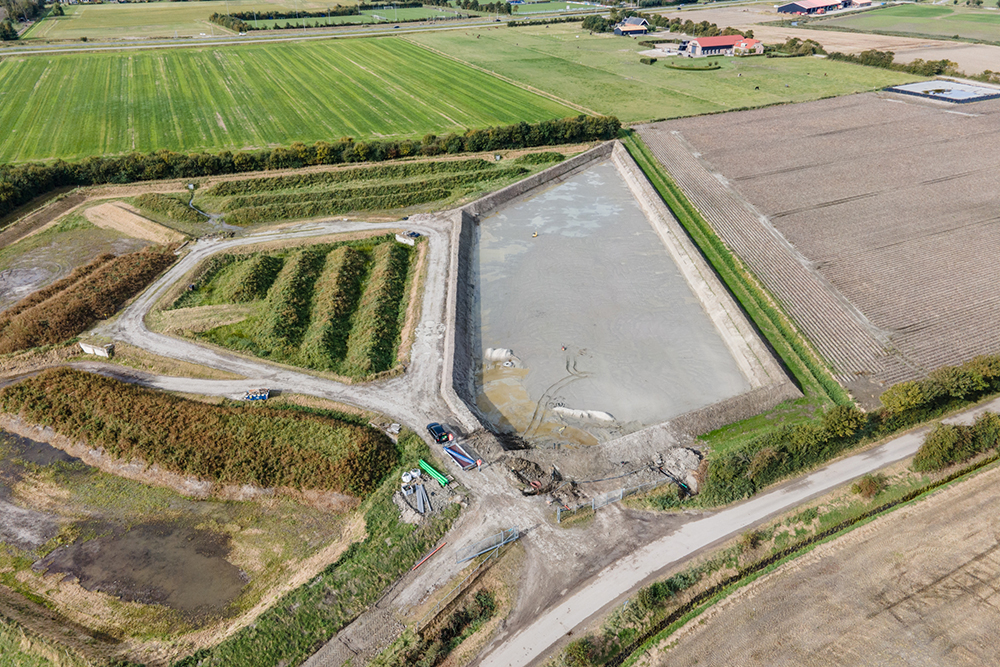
[171,430,462,667]
[0,368,397,496]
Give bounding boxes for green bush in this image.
[640,57,657,65]
[851,472,885,499]
[513,151,565,165]
[912,412,1000,472]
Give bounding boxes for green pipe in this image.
[419,459,449,487]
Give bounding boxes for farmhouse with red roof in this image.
[681,35,763,57]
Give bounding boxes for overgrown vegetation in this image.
[851,472,886,499]
[0,115,620,220]
[134,192,203,224]
[176,235,417,379]
[0,368,397,495]
[583,10,751,37]
[0,245,176,354]
[913,412,1000,471]
[827,48,958,76]
[384,590,497,667]
[0,615,87,667]
[513,151,565,165]
[171,430,460,667]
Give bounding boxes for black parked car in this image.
[426,422,453,443]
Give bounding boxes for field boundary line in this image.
[400,37,598,117]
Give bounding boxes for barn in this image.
[683,35,763,57]
[777,0,847,14]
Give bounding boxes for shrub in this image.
[821,404,865,440]
[640,57,657,65]
[0,368,397,495]
[0,254,112,332]
[912,422,972,472]
[513,152,565,165]
[880,380,925,414]
[0,247,176,354]
[851,472,885,499]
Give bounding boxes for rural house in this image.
[682,35,763,57]
[614,16,649,36]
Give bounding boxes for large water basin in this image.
[474,161,750,445]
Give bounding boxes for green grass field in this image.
[0,38,574,163]
[24,0,366,40]
[815,4,1000,42]
[409,24,921,123]
[512,1,597,14]
[250,6,468,29]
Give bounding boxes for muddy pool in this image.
[473,161,750,446]
[0,431,246,619]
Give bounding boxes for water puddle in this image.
[35,522,246,618]
[474,161,750,446]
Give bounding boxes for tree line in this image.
[0,115,620,220]
[583,11,751,38]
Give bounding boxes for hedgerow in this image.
[299,247,367,370]
[513,151,565,165]
[0,246,176,354]
[0,368,396,495]
[344,242,411,375]
[255,249,327,351]
[1,115,621,221]
[134,192,203,224]
[912,412,1000,472]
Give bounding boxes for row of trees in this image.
[0,115,620,220]
[0,0,43,22]
[456,0,511,12]
[582,11,750,38]
[827,48,958,76]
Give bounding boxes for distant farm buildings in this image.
[778,0,870,14]
[681,35,763,57]
[614,16,649,36]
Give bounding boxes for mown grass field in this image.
[24,0,368,40]
[167,233,418,378]
[409,24,921,122]
[251,6,469,29]
[814,4,1000,42]
[0,38,575,163]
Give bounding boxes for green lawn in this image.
[251,6,469,29]
[408,24,921,123]
[815,4,1000,42]
[511,0,598,14]
[0,38,574,163]
[24,0,366,40]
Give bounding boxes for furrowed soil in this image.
[648,462,1000,666]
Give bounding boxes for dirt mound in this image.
[85,203,185,244]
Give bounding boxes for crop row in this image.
[205,158,495,197]
[225,188,450,225]
[134,193,203,224]
[343,242,412,376]
[0,247,176,354]
[0,368,397,495]
[299,247,368,371]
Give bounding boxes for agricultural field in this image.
[23,0,371,40]
[250,6,470,29]
[408,24,920,123]
[814,4,1000,43]
[638,92,1000,396]
[160,233,419,379]
[0,38,575,163]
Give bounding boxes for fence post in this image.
[557,507,561,523]
[592,498,596,511]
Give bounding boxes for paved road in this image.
[476,394,1000,667]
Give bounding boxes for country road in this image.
[475,394,1000,667]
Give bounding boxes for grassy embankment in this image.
[193,157,536,225]
[0,245,176,354]
[166,233,417,379]
[408,24,920,123]
[0,39,575,163]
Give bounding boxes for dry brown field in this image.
[84,202,185,244]
[645,462,1000,667]
[638,93,1000,400]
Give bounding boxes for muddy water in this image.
[36,523,246,618]
[0,431,246,618]
[474,161,749,445]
